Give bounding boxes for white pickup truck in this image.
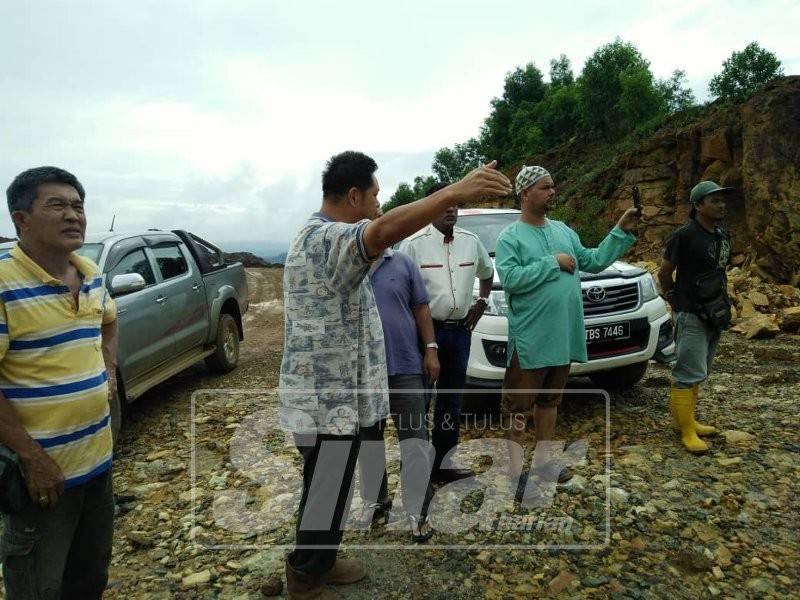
[457,209,675,395]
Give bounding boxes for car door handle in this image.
[155,296,167,304]
[192,283,201,291]
[117,308,128,315]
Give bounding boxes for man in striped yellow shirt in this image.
[0,166,118,600]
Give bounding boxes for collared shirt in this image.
[400,224,493,321]
[279,213,389,435]
[368,248,429,376]
[0,244,117,488]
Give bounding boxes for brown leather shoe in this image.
[327,558,367,585]
[285,559,339,599]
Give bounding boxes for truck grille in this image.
[582,282,639,316]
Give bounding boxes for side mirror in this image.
[110,273,146,296]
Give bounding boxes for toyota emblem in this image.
[586,286,606,302]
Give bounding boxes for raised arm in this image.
[362,162,511,258]
[571,209,638,274]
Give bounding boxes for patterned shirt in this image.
[279,213,389,435]
[0,244,117,488]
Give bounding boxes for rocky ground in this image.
[2,267,798,599]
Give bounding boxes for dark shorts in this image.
[501,351,570,417]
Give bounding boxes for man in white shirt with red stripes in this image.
[401,182,493,482]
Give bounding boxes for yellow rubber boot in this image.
[669,387,708,454]
[671,385,718,437]
[692,385,717,437]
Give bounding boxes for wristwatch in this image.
[425,342,439,350]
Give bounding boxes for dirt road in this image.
[3,268,797,599]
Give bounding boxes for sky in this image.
[1,0,798,257]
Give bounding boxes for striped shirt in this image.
[0,244,117,488]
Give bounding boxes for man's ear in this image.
[346,186,360,207]
[10,210,29,235]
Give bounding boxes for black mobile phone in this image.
[632,185,642,215]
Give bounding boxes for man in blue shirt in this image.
[356,207,439,542]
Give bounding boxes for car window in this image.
[191,235,224,268]
[107,248,156,287]
[75,243,103,264]
[457,213,520,254]
[152,243,189,280]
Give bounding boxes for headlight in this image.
[640,274,658,302]
[483,290,508,316]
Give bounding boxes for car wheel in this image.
[588,361,649,391]
[206,313,240,373]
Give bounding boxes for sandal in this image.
[353,500,392,528]
[409,514,434,543]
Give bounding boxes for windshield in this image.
[75,243,103,264]
[457,213,519,255]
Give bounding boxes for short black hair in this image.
[322,151,378,200]
[7,166,85,214]
[425,182,448,197]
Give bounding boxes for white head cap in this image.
[515,165,551,195]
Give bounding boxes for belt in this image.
[433,318,466,328]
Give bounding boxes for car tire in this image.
[206,313,240,373]
[588,361,649,391]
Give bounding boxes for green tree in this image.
[508,101,546,160]
[709,42,783,102]
[618,66,664,130]
[549,54,574,88]
[432,138,484,183]
[656,69,696,113]
[382,175,438,213]
[479,98,514,165]
[480,63,547,165]
[502,63,547,106]
[536,83,581,145]
[578,38,662,139]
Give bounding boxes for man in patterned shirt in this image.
[0,166,118,599]
[281,151,510,598]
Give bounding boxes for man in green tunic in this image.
[496,165,639,495]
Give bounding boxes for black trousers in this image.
[429,323,471,469]
[288,433,360,575]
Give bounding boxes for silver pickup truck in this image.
[2,230,249,441]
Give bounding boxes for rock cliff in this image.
[486,76,800,285]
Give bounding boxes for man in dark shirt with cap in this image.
[658,181,733,454]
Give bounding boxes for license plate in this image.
[585,321,630,344]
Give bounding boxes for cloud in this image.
[1,0,797,248]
